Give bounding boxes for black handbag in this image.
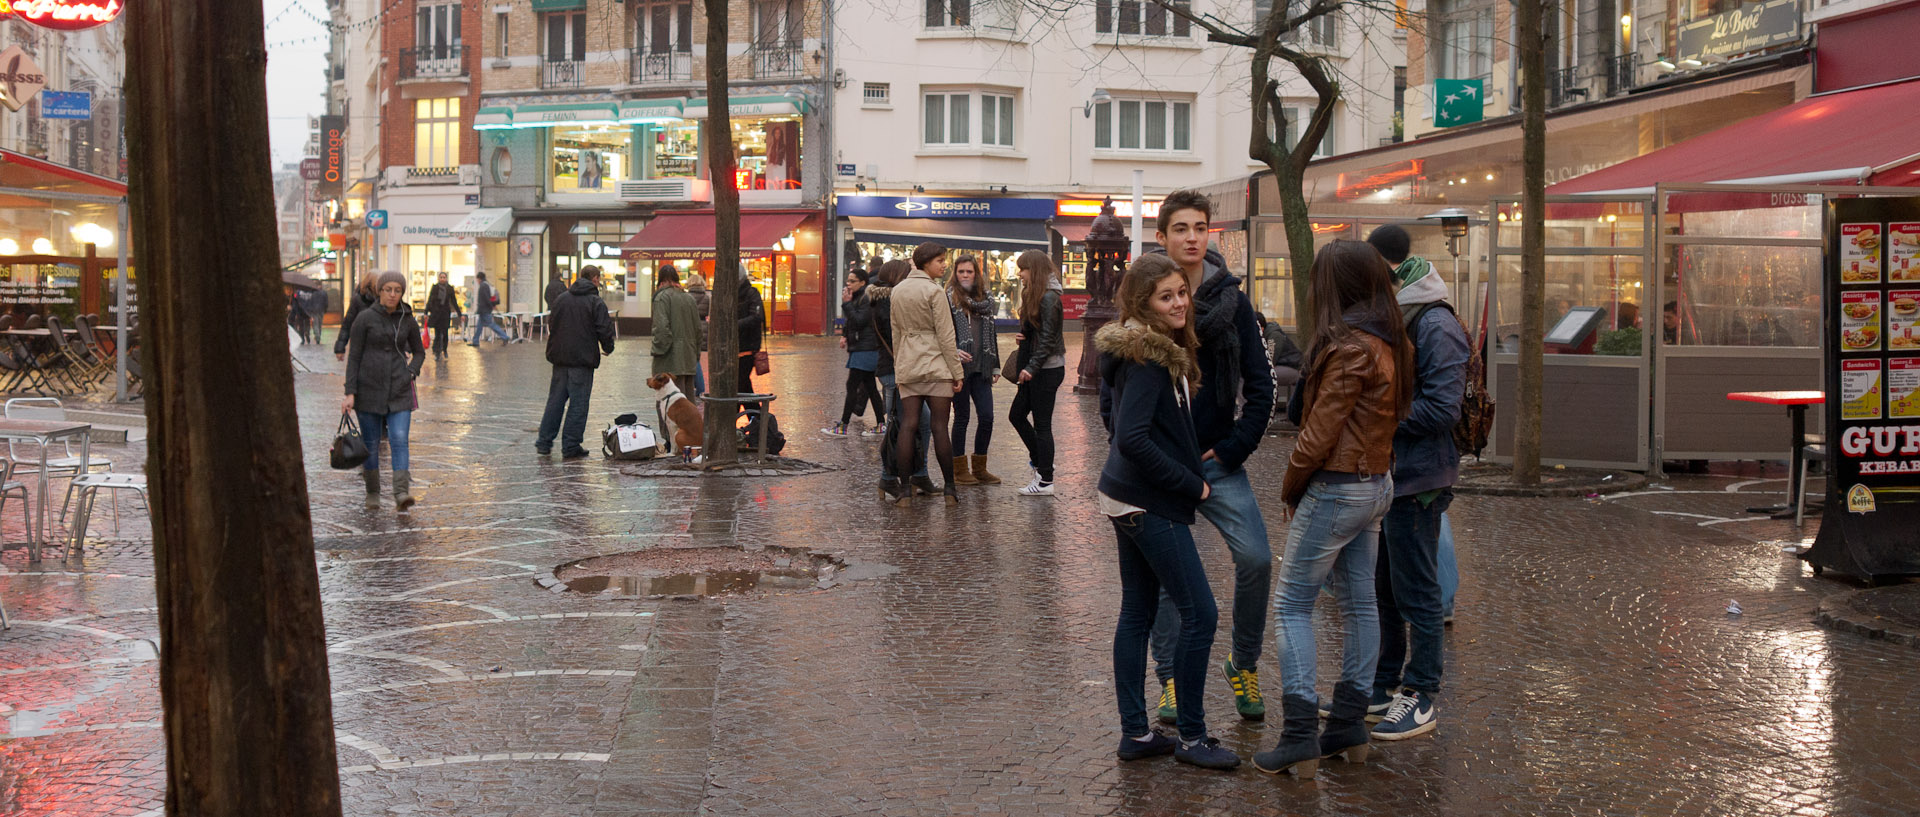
[331,411,370,470]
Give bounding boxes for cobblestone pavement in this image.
[4,334,1918,816]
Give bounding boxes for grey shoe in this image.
[393,469,416,512]
[362,469,381,509]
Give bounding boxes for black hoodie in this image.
[545,278,616,368]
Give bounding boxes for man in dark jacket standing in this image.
[544,270,567,312]
[424,272,462,359]
[536,265,617,458]
[1365,225,1468,742]
[1137,189,1276,724]
[735,268,766,414]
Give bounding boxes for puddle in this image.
[555,546,843,598]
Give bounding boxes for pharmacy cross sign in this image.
[1433,79,1485,128]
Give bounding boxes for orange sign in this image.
[3,0,125,30]
[1056,199,1163,219]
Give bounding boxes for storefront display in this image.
[621,209,825,334]
[732,116,801,192]
[638,121,700,180]
[551,125,633,195]
[1807,195,1920,581]
[402,244,476,309]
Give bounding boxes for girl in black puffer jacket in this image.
[827,269,885,436]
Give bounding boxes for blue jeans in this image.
[692,353,706,397]
[537,365,596,454]
[356,410,412,472]
[1151,460,1273,680]
[1438,512,1458,618]
[470,312,510,343]
[1376,489,1452,696]
[878,374,929,479]
[1275,476,1393,708]
[1112,511,1217,742]
[950,371,994,456]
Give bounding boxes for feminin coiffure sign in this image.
[1807,197,1920,581]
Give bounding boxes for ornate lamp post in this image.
[1073,199,1131,394]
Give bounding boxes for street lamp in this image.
[1420,207,1477,304]
[1068,89,1113,187]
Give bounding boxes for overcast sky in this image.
[264,0,332,170]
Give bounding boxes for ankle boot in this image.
[1252,694,1323,778]
[910,475,939,496]
[1318,681,1373,763]
[393,470,416,512]
[880,476,910,505]
[970,454,1002,485]
[952,454,977,485]
[362,469,381,509]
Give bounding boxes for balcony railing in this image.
[400,44,468,80]
[1608,53,1637,96]
[749,43,804,79]
[1548,66,1590,108]
[543,59,586,89]
[630,50,692,85]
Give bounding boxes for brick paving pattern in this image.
[3,335,1917,816]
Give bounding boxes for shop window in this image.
[414,97,461,170]
[1430,0,1493,82]
[403,245,476,308]
[1095,0,1189,35]
[551,125,632,194]
[731,115,802,190]
[1092,96,1191,153]
[926,0,969,27]
[639,121,699,179]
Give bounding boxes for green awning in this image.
[473,106,513,130]
[511,102,622,127]
[529,0,585,10]
[681,94,809,119]
[619,98,688,123]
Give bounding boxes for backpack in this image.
[602,413,662,460]
[1405,300,1496,459]
[737,408,787,456]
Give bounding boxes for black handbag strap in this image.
[338,410,360,436]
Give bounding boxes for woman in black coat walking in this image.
[827,269,884,436]
[344,271,427,511]
[424,271,462,359]
[334,271,378,361]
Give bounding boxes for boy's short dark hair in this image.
[658,266,681,285]
[580,265,602,281]
[1366,225,1413,265]
[1156,189,1213,235]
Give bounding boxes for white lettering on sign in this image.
[1840,424,1920,457]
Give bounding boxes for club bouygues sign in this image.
[0,0,125,30]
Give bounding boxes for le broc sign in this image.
[0,0,125,31]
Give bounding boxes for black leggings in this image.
[896,392,954,488]
[950,371,994,455]
[1008,366,1065,482]
[840,367,883,425]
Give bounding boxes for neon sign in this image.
[2,0,125,30]
[734,169,754,191]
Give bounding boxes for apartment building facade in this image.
[465,0,830,332]
[828,0,1407,318]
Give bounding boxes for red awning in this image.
[1549,78,1920,195]
[620,211,809,258]
[0,148,128,198]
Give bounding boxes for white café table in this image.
[0,417,91,561]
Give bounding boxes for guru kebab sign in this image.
[0,0,125,30]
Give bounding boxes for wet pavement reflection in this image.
[2,335,1917,816]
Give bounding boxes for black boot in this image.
[1252,694,1322,778]
[880,476,909,505]
[1318,681,1373,763]
[910,475,938,496]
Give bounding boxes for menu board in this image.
[1808,199,1920,581]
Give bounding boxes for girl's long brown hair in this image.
[948,253,986,311]
[1015,250,1056,324]
[1304,240,1414,419]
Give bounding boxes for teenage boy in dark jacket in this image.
[1121,189,1277,723]
[536,265,617,458]
[1364,225,1468,741]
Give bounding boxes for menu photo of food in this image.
[1841,290,1883,352]
[1890,223,1920,282]
[1843,359,1884,421]
[1888,290,1920,349]
[1842,223,1884,284]
[1890,358,1920,419]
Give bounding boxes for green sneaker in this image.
[1156,679,1178,724]
[1222,654,1265,721]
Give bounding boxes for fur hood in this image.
[1096,318,1200,386]
[868,284,893,301]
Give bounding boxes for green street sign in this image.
[1434,79,1485,128]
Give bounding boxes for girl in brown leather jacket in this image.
[1253,240,1414,779]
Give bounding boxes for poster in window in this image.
[1890,223,1920,281]
[1840,291,1881,352]
[1842,359,1883,420]
[1888,289,1920,350]
[1890,358,1920,419]
[1841,223,1882,284]
[578,151,604,189]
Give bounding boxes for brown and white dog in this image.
[647,373,704,461]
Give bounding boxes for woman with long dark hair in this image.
[1008,250,1066,496]
[1095,254,1237,770]
[947,253,1001,485]
[826,268,885,437]
[1252,240,1413,779]
[884,243,964,504]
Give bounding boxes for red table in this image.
[1727,390,1825,518]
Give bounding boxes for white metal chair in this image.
[1,458,34,629]
[5,398,113,520]
[65,472,147,560]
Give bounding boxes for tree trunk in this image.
[1274,151,1316,336]
[126,0,343,813]
[702,0,741,463]
[1515,0,1548,485]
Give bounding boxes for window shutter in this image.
[678,3,693,50]
[571,13,586,60]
